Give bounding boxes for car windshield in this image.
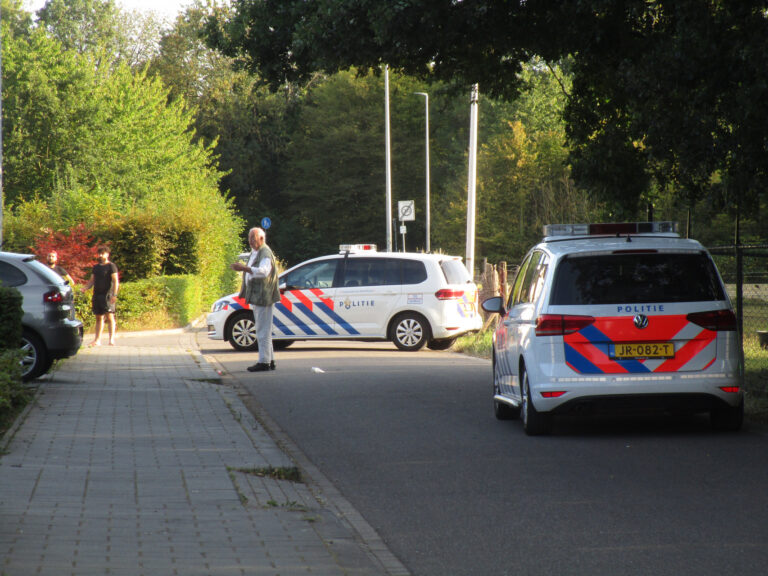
[550,251,725,305]
[440,259,471,284]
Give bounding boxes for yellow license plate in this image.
[611,342,675,359]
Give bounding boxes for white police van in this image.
[207,245,482,352]
[482,222,743,435]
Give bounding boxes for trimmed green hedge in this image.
[0,286,23,350]
[75,274,204,332]
[0,285,26,419]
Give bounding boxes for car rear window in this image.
[440,259,471,285]
[550,251,726,305]
[27,259,68,285]
[0,260,28,287]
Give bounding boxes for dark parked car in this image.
[0,252,83,381]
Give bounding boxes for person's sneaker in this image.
[247,363,271,372]
[270,360,276,370]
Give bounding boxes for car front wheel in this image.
[21,330,52,382]
[226,311,259,351]
[391,313,430,351]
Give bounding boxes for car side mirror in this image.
[482,296,506,315]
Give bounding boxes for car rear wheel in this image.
[226,311,259,351]
[493,352,519,420]
[521,367,551,435]
[710,399,744,431]
[21,330,52,382]
[391,313,430,351]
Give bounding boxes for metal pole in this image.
[415,92,430,252]
[465,84,479,278]
[384,66,393,252]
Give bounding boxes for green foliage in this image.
[0,349,26,413]
[106,216,167,282]
[208,0,768,238]
[2,17,244,303]
[36,0,121,56]
[273,68,472,262]
[0,286,23,351]
[76,275,204,331]
[0,285,26,421]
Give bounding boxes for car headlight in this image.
[211,301,228,313]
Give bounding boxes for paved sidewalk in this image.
[0,329,392,575]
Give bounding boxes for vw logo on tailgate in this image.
[633,314,649,329]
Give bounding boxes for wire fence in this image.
[710,245,768,397]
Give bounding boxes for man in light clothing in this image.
[230,227,281,372]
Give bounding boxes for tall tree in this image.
[207,0,768,232]
[36,0,163,69]
[148,0,296,231]
[36,0,121,56]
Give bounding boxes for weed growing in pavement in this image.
[233,466,303,483]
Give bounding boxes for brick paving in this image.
[0,329,396,576]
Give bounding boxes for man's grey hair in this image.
[250,227,266,241]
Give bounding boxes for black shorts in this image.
[92,293,116,315]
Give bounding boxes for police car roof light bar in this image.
[339,244,378,253]
[543,221,678,238]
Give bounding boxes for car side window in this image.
[0,261,27,287]
[402,260,428,285]
[527,253,549,304]
[509,254,532,307]
[342,258,405,287]
[516,251,544,304]
[283,259,339,290]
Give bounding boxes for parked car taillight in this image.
[687,309,737,331]
[535,314,595,336]
[435,289,464,300]
[43,290,64,303]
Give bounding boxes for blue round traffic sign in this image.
[261,217,272,230]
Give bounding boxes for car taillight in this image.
[686,309,736,331]
[44,290,64,303]
[535,314,595,336]
[541,391,567,398]
[435,289,464,300]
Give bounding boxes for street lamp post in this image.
[384,66,393,252]
[414,92,430,253]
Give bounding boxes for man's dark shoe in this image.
[247,363,271,372]
[270,360,276,370]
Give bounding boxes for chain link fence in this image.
[710,245,768,398]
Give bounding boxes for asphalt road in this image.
[200,338,768,576]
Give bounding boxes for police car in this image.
[482,222,743,435]
[207,245,482,352]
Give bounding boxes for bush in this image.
[75,274,204,332]
[0,286,28,427]
[0,286,23,350]
[0,349,25,412]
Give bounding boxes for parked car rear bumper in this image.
[44,320,84,359]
